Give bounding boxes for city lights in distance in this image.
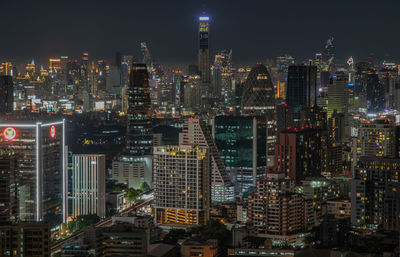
[199,16,209,21]
[3,127,17,141]
[50,125,56,138]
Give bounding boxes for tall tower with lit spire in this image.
[198,12,211,84]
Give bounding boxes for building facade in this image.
[71,154,106,218]
[180,117,234,202]
[0,119,66,223]
[153,145,210,226]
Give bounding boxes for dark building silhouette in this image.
[275,128,327,182]
[0,75,13,115]
[367,68,385,112]
[0,154,18,222]
[286,65,317,115]
[126,63,153,156]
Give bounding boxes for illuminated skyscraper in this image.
[0,119,66,223]
[213,50,233,102]
[0,75,13,115]
[198,15,211,84]
[241,63,276,167]
[126,63,153,156]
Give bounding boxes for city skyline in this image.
[2,0,400,65]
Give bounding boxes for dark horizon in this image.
[2,0,399,66]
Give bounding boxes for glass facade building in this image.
[0,120,66,223]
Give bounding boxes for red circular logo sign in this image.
[50,126,56,138]
[3,127,17,141]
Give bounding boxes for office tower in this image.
[247,172,313,246]
[241,63,276,167]
[0,222,50,257]
[71,154,106,218]
[286,65,317,115]
[324,36,335,72]
[213,49,233,102]
[141,42,153,71]
[111,156,152,189]
[351,157,400,231]
[0,75,13,115]
[327,73,348,118]
[357,119,395,158]
[0,154,18,222]
[198,15,211,84]
[275,128,327,182]
[153,145,210,226]
[126,63,152,156]
[179,117,234,203]
[213,115,267,193]
[241,63,275,115]
[366,68,385,113]
[0,119,66,223]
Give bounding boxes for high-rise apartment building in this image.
[247,172,313,247]
[286,65,317,115]
[357,119,395,158]
[0,119,66,223]
[153,145,210,226]
[71,154,106,218]
[275,128,327,182]
[351,157,400,231]
[179,117,234,202]
[0,75,14,115]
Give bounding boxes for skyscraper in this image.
[71,154,106,218]
[126,63,153,156]
[0,119,66,223]
[179,117,234,203]
[327,73,349,118]
[275,128,327,182]
[0,75,13,115]
[241,63,275,115]
[241,63,276,167]
[286,65,317,115]
[213,115,267,193]
[198,15,211,84]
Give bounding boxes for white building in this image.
[111,156,152,189]
[71,154,106,218]
[179,118,234,202]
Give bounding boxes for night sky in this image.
[2,0,399,65]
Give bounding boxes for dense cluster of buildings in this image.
[0,12,399,257]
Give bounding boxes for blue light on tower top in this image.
[199,16,209,21]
